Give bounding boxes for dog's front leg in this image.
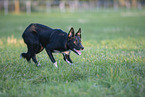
[63,54,73,65]
[45,48,57,67]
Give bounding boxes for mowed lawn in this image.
[0,10,145,97]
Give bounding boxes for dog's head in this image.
[67,27,84,55]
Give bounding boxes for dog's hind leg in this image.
[31,44,44,66]
[21,53,27,59]
[21,42,36,62]
[20,44,32,63]
[20,52,31,63]
[25,43,33,62]
[32,54,41,67]
[31,43,42,66]
[21,30,40,65]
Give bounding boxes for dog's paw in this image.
[36,63,41,67]
[53,62,58,68]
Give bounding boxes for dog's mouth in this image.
[72,48,82,55]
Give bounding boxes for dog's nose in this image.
[81,46,84,50]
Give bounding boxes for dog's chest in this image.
[53,50,70,55]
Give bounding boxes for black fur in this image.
[21,23,84,67]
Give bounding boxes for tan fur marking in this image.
[31,24,37,32]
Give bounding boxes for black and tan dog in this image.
[20,23,84,67]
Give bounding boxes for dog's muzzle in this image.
[73,47,84,55]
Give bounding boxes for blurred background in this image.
[0,0,145,15]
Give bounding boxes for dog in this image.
[20,23,84,67]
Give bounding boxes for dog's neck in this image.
[65,41,70,51]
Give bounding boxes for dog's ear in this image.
[68,27,74,38]
[75,28,81,38]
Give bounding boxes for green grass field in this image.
[0,10,145,97]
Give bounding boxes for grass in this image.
[0,10,145,97]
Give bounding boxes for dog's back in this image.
[22,23,53,40]
[22,23,67,48]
